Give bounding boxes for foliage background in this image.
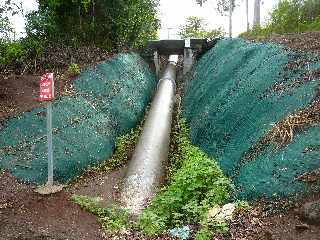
[0,0,160,72]
[178,16,225,40]
[241,0,320,38]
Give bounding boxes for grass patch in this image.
[71,194,131,233]
[137,119,231,236]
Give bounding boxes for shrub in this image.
[0,41,26,67]
[67,63,80,77]
[0,36,44,71]
[138,119,231,236]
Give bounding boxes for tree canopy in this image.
[196,0,236,15]
[178,16,225,40]
[30,0,160,49]
[241,0,320,38]
[0,0,160,72]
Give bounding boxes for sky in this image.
[4,0,279,39]
[1,0,38,38]
[158,0,280,39]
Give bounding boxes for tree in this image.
[178,16,225,40]
[245,0,249,31]
[253,0,261,27]
[240,0,320,38]
[0,0,24,40]
[31,0,160,49]
[196,0,236,37]
[0,17,13,42]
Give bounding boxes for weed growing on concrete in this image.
[138,119,231,236]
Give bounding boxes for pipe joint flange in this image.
[157,77,176,90]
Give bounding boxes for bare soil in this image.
[1,167,320,240]
[0,73,76,120]
[0,74,42,119]
[68,166,128,207]
[0,171,106,240]
[261,31,320,56]
[228,195,320,240]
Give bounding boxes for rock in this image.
[216,203,235,221]
[208,206,222,219]
[300,201,320,225]
[168,226,190,240]
[208,203,236,222]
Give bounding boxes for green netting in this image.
[0,53,156,184]
[183,38,320,199]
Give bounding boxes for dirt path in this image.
[68,166,127,207]
[0,171,106,240]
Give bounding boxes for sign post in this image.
[47,101,53,185]
[39,73,55,186]
[36,73,64,195]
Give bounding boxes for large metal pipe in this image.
[120,56,177,214]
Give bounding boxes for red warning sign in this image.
[39,73,54,101]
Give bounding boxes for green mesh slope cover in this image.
[183,38,320,199]
[0,53,156,184]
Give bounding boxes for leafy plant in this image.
[0,41,26,67]
[234,200,250,211]
[138,119,231,236]
[67,63,81,77]
[194,227,212,240]
[32,0,160,49]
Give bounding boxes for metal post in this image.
[229,0,233,38]
[183,38,193,74]
[246,0,249,31]
[154,51,160,79]
[47,102,53,185]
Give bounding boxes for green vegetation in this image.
[67,63,81,77]
[195,219,229,240]
[241,0,320,38]
[71,117,231,238]
[70,125,142,233]
[0,0,159,72]
[34,0,159,48]
[234,200,250,211]
[71,195,131,233]
[137,119,231,236]
[178,16,225,40]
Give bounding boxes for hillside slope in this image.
[0,53,155,184]
[183,38,320,199]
